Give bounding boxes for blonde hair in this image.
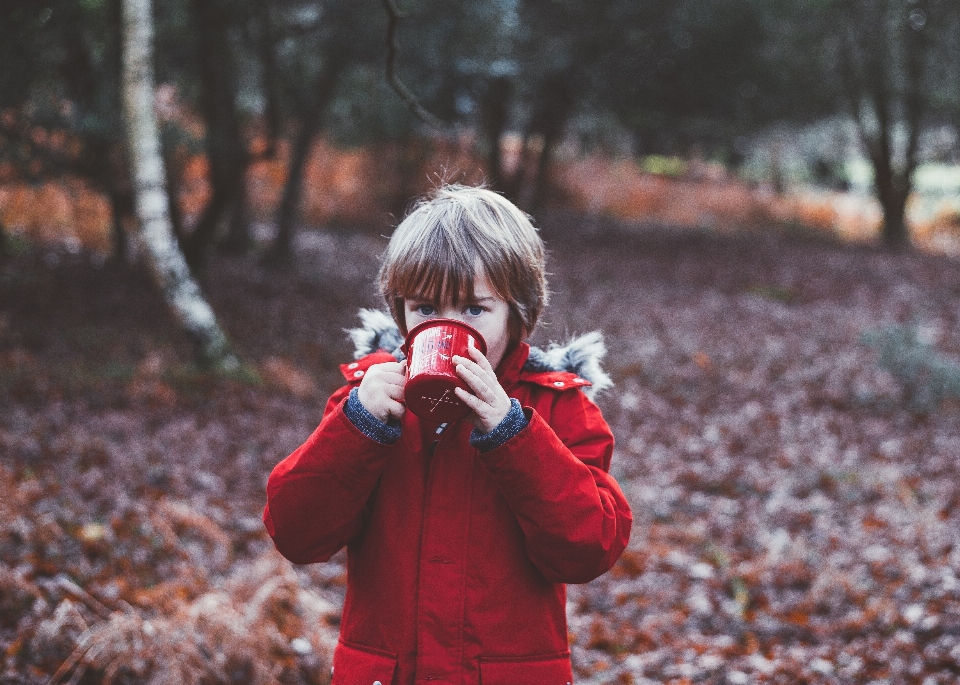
[378,184,548,342]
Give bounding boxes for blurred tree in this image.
[464,0,770,208]
[122,0,239,370]
[756,0,959,248]
[0,0,134,263]
[595,0,769,159]
[382,0,445,130]
[263,0,382,264]
[5,0,959,264]
[181,0,251,266]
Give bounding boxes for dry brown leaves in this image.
[2,218,960,684]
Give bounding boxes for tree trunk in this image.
[874,163,911,249]
[265,55,345,265]
[104,138,136,266]
[838,0,926,250]
[221,187,252,254]
[880,200,909,248]
[528,76,575,213]
[479,76,511,192]
[184,0,250,269]
[107,188,132,265]
[863,78,914,250]
[121,0,239,371]
[253,0,282,158]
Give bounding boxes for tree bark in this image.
[184,0,250,268]
[252,0,282,158]
[874,160,911,248]
[265,54,346,265]
[107,186,132,265]
[838,0,927,249]
[221,187,252,254]
[159,126,187,247]
[479,76,511,192]
[121,0,239,371]
[527,76,575,212]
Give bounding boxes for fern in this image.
[863,324,960,412]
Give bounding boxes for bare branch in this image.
[901,0,930,178]
[381,0,444,130]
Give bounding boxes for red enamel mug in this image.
[403,318,487,423]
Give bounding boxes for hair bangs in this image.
[378,184,548,339]
[387,217,479,308]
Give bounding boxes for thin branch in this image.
[381,0,444,130]
[901,0,930,178]
[52,574,113,620]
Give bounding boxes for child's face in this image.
[404,271,513,370]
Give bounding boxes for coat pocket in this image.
[331,641,398,685]
[479,652,573,685]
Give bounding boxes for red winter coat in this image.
[264,341,632,685]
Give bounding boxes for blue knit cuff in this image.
[470,399,528,453]
[344,387,402,444]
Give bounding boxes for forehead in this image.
[405,270,500,303]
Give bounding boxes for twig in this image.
[52,574,114,620]
[46,633,95,685]
[381,0,444,130]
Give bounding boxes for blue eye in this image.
[466,305,483,316]
[416,304,436,316]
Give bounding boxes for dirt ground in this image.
[2,214,959,684]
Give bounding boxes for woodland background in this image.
[2,0,960,683]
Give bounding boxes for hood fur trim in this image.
[347,309,406,360]
[346,309,612,398]
[522,332,613,398]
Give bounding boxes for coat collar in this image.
[496,341,530,389]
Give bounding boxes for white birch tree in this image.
[121,0,239,371]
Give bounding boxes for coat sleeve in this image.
[263,383,397,564]
[478,388,632,583]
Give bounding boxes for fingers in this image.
[380,372,407,390]
[452,352,511,434]
[452,353,492,381]
[465,343,494,373]
[383,380,405,402]
[368,362,407,388]
[453,384,509,434]
[357,360,408,423]
[377,360,407,378]
[453,357,496,399]
[384,398,406,421]
[453,385,483,411]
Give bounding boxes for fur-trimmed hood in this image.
[346,309,612,398]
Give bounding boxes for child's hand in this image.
[453,345,512,434]
[356,361,407,424]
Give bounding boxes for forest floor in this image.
[2,213,960,684]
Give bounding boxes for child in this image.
[264,184,632,685]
